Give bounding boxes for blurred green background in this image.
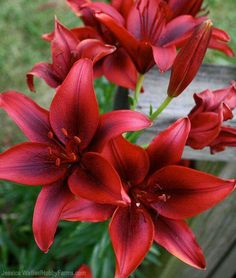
[0,0,235,277]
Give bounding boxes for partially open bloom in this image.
[27,18,116,92]
[61,118,235,277]
[0,59,151,252]
[187,81,236,153]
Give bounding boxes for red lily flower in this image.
[27,18,116,92]
[0,59,151,252]
[187,81,236,152]
[60,118,235,277]
[74,264,92,278]
[167,20,212,97]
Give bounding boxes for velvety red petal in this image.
[71,26,101,41]
[147,118,190,175]
[103,136,149,185]
[109,206,154,277]
[33,180,73,252]
[187,112,221,149]
[61,197,115,222]
[68,152,130,206]
[111,0,133,19]
[50,59,99,150]
[74,264,92,278]
[103,47,138,90]
[76,39,116,63]
[152,45,176,72]
[0,91,51,144]
[51,19,79,80]
[0,143,67,186]
[27,62,61,92]
[91,110,152,152]
[154,216,206,269]
[148,165,235,219]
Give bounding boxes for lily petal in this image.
[61,197,115,222]
[152,45,176,72]
[91,110,152,152]
[154,216,206,269]
[109,206,154,277]
[68,152,130,206]
[0,91,51,144]
[33,180,73,252]
[147,118,190,175]
[149,165,235,219]
[103,136,149,185]
[27,62,61,92]
[50,59,99,149]
[0,143,67,185]
[74,264,92,278]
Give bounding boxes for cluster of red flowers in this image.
[0,0,235,277]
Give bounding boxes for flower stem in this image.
[132,74,145,110]
[150,96,173,121]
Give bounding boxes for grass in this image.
[0,0,235,277]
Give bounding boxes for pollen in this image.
[74,136,82,144]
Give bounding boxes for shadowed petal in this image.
[110,206,154,277]
[0,91,51,144]
[91,110,152,152]
[61,197,115,222]
[147,118,190,175]
[0,143,67,185]
[103,136,149,185]
[27,62,61,92]
[154,216,206,269]
[68,152,130,206]
[50,59,99,149]
[33,181,73,252]
[149,165,235,219]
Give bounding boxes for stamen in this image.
[74,136,82,144]
[61,128,69,137]
[70,152,77,161]
[47,131,54,139]
[55,158,61,167]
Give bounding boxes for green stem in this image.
[132,74,145,110]
[150,96,173,121]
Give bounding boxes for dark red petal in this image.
[0,91,51,144]
[27,62,61,92]
[61,197,115,222]
[149,165,235,219]
[71,26,102,41]
[208,38,235,57]
[154,216,206,269]
[51,19,79,80]
[103,47,138,90]
[33,181,73,252]
[187,112,221,149]
[147,118,190,174]
[68,152,130,206]
[74,264,92,278]
[76,39,116,63]
[50,59,99,149]
[111,0,133,19]
[103,136,149,185]
[66,0,88,14]
[109,206,154,277]
[152,45,176,72]
[0,143,67,186]
[91,110,152,152]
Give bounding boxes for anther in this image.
[48,147,53,156]
[70,152,77,161]
[55,158,61,167]
[61,128,69,137]
[74,136,82,144]
[47,131,54,139]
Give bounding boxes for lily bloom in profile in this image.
[60,118,235,277]
[0,59,151,253]
[27,18,116,92]
[187,81,236,153]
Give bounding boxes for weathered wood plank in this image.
[159,164,236,278]
[137,64,236,161]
